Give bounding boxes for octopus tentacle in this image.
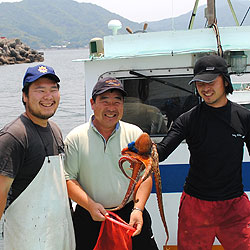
[151,143,169,246]
[109,156,143,211]
[118,156,138,181]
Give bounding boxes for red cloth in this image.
[93,211,136,250]
[178,192,250,250]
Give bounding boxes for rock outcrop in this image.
[0,37,44,65]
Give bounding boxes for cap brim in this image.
[189,73,220,85]
[93,87,127,97]
[23,73,60,87]
[44,74,60,83]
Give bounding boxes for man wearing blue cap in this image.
[157,55,250,249]
[0,65,75,249]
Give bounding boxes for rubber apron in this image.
[3,155,75,250]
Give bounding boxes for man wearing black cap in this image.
[157,54,250,249]
[0,65,75,249]
[64,77,158,250]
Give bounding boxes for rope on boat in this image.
[211,20,223,57]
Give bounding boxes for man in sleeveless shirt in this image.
[0,65,75,250]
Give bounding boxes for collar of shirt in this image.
[90,115,120,149]
[90,115,120,131]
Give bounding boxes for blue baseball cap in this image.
[22,64,60,88]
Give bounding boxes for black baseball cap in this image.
[92,77,127,98]
[189,55,233,94]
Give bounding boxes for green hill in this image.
[0,0,141,48]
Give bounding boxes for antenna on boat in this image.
[108,20,122,35]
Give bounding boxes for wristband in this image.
[132,207,143,213]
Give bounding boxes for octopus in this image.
[109,132,169,247]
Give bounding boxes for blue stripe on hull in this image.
[152,162,250,193]
[242,162,250,191]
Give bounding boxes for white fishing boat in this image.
[78,0,250,249]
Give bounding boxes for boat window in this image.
[121,76,199,137]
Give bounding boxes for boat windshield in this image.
[121,76,199,137]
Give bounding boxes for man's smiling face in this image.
[91,90,124,132]
[23,77,60,126]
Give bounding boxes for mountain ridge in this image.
[0,0,249,49]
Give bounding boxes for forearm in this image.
[133,175,153,210]
[129,175,153,236]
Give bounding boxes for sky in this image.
[74,0,208,22]
[0,0,208,22]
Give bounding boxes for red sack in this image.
[93,211,136,250]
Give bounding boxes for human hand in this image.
[129,209,143,236]
[88,202,108,222]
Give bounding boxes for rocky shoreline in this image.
[0,37,44,65]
